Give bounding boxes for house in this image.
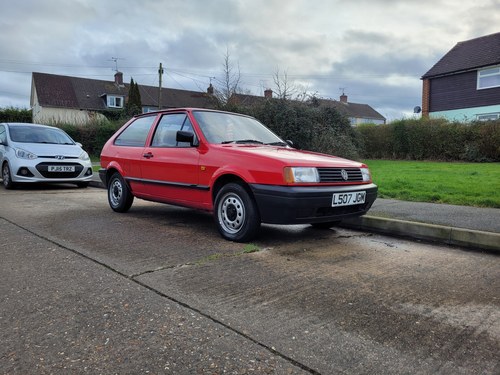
[232,90,386,125]
[30,72,217,125]
[421,32,500,121]
[319,93,386,125]
[31,71,385,126]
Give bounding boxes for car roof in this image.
[132,108,254,119]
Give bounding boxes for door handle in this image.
[143,152,154,159]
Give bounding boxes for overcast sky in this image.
[1,0,499,120]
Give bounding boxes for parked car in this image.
[0,123,93,189]
[99,108,377,242]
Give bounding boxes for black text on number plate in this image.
[331,191,366,207]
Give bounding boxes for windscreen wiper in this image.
[222,139,264,144]
[265,141,288,146]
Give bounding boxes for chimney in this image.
[340,93,348,103]
[114,71,124,86]
[207,83,214,95]
[264,89,273,98]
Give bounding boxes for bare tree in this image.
[273,67,295,100]
[273,67,313,101]
[215,48,242,105]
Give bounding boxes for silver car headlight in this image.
[284,167,320,183]
[360,167,372,182]
[15,148,38,160]
[79,151,90,161]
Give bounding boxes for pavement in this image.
[90,173,500,253]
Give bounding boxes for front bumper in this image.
[249,183,378,224]
[11,161,93,183]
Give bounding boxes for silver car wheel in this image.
[107,172,133,213]
[218,192,246,234]
[109,178,123,208]
[2,163,14,189]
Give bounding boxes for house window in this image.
[477,66,500,89]
[477,112,500,121]
[107,95,124,108]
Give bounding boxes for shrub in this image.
[0,107,32,123]
[356,118,500,162]
[58,119,124,156]
[235,99,361,160]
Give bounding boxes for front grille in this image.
[317,168,363,183]
[38,156,79,159]
[36,162,83,178]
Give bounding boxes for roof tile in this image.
[422,32,500,78]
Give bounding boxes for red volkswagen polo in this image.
[99,108,377,242]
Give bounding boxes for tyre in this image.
[310,221,341,229]
[214,182,260,242]
[107,172,134,212]
[2,162,16,190]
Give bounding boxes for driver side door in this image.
[140,112,202,205]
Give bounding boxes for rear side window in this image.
[115,116,156,147]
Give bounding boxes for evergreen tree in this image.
[126,78,142,116]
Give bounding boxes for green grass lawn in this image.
[364,160,500,208]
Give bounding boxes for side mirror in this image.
[286,140,294,147]
[176,131,197,146]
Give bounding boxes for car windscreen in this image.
[193,111,284,145]
[9,126,75,145]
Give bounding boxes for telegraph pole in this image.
[158,62,164,109]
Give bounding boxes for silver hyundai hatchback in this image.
[0,123,93,189]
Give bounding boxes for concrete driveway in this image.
[1,186,499,374]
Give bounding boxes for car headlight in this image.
[15,148,37,160]
[284,167,319,183]
[360,167,372,182]
[79,151,90,161]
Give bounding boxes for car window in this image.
[9,126,74,144]
[115,116,156,147]
[151,113,196,148]
[193,111,283,144]
[0,125,6,144]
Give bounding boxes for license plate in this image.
[332,191,366,207]
[48,165,75,172]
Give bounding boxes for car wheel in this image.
[107,172,134,212]
[2,162,16,190]
[76,182,89,188]
[214,182,261,242]
[310,221,341,229]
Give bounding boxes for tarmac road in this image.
[1,186,499,374]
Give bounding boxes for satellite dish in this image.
[414,106,422,114]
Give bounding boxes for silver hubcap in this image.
[218,192,245,234]
[109,178,123,207]
[2,165,10,186]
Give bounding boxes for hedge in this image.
[0,107,32,123]
[58,120,125,156]
[356,118,500,162]
[2,106,499,162]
